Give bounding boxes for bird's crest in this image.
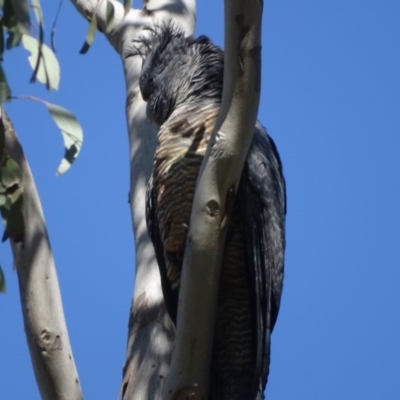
[126,21,185,61]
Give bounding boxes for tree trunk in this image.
[70,1,196,398]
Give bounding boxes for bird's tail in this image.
[210,372,262,400]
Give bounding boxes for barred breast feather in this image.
[146,100,286,400]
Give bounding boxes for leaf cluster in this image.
[0,0,84,291]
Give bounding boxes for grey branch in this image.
[163,0,263,398]
[1,108,83,400]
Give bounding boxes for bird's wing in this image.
[238,123,286,397]
[146,174,179,323]
[145,103,220,325]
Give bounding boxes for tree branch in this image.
[71,0,125,34]
[164,0,263,398]
[1,108,83,400]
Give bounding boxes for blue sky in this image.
[1,1,399,399]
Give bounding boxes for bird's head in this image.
[137,23,224,126]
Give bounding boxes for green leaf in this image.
[0,115,4,156]
[106,1,115,33]
[31,0,44,29]
[6,27,23,49]
[10,0,30,35]
[44,102,83,175]
[50,0,63,52]
[0,183,24,243]
[2,0,23,48]
[2,0,15,27]
[124,0,131,15]
[0,19,5,58]
[0,64,11,103]
[0,155,22,189]
[0,119,25,243]
[0,265,6,293]
[21,34,60,90]
[79,13,97,54]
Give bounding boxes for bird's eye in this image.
[141,75,155,101]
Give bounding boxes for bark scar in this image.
[220,184,236,229]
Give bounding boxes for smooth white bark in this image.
[70,1,195,399]
[163,0,263,398]
[1,108,83,400]
[121,4,195,398]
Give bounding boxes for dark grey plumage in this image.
[138,24,286,400]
